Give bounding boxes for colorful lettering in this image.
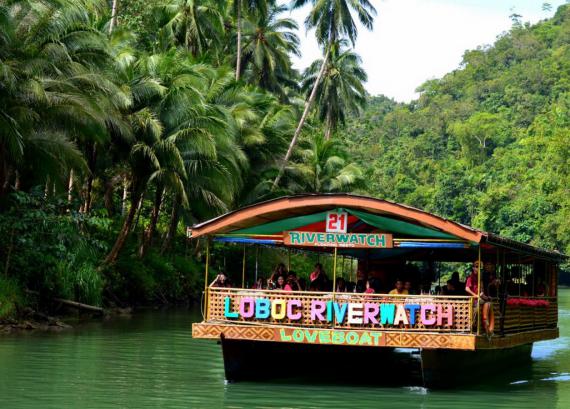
[380,304,396,325]
[255,298,270,319]
[394,304,409,325]
[224,296,238,319]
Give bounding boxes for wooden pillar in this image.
[241,244,246,288]
[476,246,482,336]
[204,239,210,320]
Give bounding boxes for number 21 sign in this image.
[326,211,348,233]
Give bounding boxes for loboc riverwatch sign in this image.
[283,231,393,248]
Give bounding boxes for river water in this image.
[1,290,569,409]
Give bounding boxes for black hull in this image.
[420,343,533,388]
[220,337,533,388]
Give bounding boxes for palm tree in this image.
[0,0,122,197]
[272,0,376,188]
[233,0,273,80]
[285,133,363,193]
[240,3,300,98]
[302,41,367,140]
[157,0,225,57]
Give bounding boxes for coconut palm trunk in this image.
[324,110,333,140]
[104,181,144,265]
[160,194,181,255]
[139,185,164,258]
[67,169,74,204]
[235,0,242,80]
[272,46,330,189]
[109,0,119,34]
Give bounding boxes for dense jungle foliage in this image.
[344,6,570,261]
[0,0,568,318]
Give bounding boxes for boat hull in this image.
[220,337,534,388]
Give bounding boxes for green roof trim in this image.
[232,207,458,239]
[232,211,330,234]
[345,208,456,239]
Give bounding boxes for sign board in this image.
[224,296,454,330]
[283,231,393,248]
[326,211,348,233]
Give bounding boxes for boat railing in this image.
[490,296,558,334]
[205,287,474,334]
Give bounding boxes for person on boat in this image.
[253,277,265,290]
[274,275,286,290]
[487,273,501,298]
[212,273,231,288]
[465,261,489,302]
[420,282,432,295]
[335,277,347,292]
[450,271,465,295]
[389,279,408,295]
[404,280,414,295]
[354,280,366,293]
[442,279,456,295]
[269,263,287,289]
[365,279,375,294]
[284,272,302,291]
[309,263,328,291]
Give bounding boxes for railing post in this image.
[476,246,481,336]
[204,238,210,320]
[332,247,338,329]
[241,244,246,288]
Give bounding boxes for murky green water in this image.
[1,290,569,408]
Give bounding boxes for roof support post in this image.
[204,239,210,320]
[242,244,246,288]
[477,245,481,336]
[255,246,259,284]
[332,247,338,328]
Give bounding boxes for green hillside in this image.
[345,6,570,258]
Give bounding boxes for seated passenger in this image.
[404,280,414,295]
[253,277,265,289]
[420,282,431,295]
[309,263,328,291]
[389,279,408,295]
[354,279,366,293]
[274,275,286,290]
[335,277,347,292]
[269,263,288,289]
[212,273,231,288]
[365,279,375,294]
[450,271,465,295]
[443,279,456,295]
[285,272,302,291]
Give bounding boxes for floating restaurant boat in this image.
[190,194,564,387]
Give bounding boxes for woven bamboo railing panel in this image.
[206,288,473,333]
[498,297,558,334]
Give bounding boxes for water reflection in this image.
[0,289,568,409]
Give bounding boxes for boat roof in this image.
[189,194,566,262]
